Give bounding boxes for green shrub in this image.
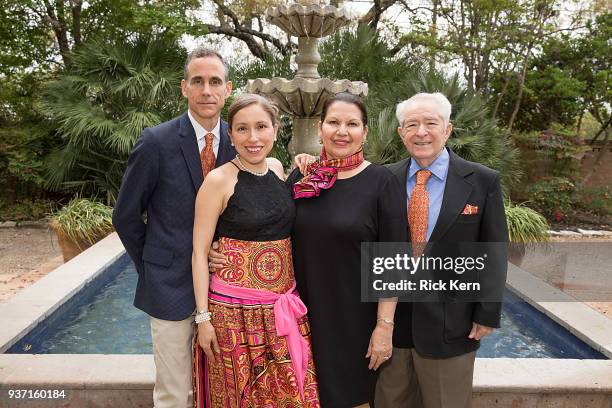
[578,186,612,216]
[505,202,550,244]
[0,199,56,221]
[527,177,576,216]
[50,198,114,247]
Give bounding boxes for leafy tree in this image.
[1,0,207,70]
[490,62,586,132]
[393,0,560,93]
[0,70,61,202]
[199,0,408,60]
[0,0,209,205]
[318,27,521,190]
[575,12,611,142]
[42,34,185,203]
[490,11,611,134]
[0,3,52,76]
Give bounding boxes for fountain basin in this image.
[266,3,353,37]
[247,77,367,117]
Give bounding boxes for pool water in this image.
[479,290,604,358]
[6,255,607,359]
[8,256,152,354]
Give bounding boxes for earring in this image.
[318,138,322,144]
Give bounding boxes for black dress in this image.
[287,164,408,407]
[217,169,295,241]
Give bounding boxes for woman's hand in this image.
[293,153,317,175]
[198,321,220,363]
[366,321,393,370]
[208,241,226,270]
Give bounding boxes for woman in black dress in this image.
[209,93,407,407]
[289,93,408,407]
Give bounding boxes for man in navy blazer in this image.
[113,47,235,408]
[375,93,508,408]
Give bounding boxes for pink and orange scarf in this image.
[293,148,364,199]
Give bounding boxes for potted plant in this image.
[50,198,114,262]
[504,201,550,266]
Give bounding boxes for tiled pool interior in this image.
[6,254,607,359]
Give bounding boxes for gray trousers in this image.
[375,348,476,408]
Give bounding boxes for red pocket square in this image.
[462,204,479,215]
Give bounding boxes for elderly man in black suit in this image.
[113,47,235,408]
[375,92,508,408]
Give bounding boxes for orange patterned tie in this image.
[200,132,216,178]
[408,169,432,257]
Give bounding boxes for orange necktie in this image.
[408,169,432,257]
[200,133,216,178]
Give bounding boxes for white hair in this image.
[395,92,452,126]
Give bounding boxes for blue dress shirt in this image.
[406,148,450,241]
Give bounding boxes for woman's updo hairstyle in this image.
[227,94,280,130]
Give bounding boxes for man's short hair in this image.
[183,46,229,81]
[396,92,452,126]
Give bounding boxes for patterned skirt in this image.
[193,237,320,408]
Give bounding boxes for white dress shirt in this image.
[187,110,220,156]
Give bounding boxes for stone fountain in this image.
[246,0,368,157]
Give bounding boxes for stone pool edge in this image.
[0,233,125,353]
[506,263,612,358]
[0,355,610,407]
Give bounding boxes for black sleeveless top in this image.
[216,169,295,241]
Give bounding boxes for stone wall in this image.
[580,141,612,188]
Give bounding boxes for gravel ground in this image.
[0,227,62,303]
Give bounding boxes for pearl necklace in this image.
[234,155,269,176]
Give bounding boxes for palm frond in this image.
[42,34,186,203]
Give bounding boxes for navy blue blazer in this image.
[113,112,236,320]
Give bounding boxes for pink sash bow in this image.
[209,275,309,400]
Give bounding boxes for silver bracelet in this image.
[195,311,212,324]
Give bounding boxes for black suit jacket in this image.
[388,148,508,358]
[113,112,236,320]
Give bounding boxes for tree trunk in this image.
[42,0,71,66]
[429,0,438,71]
[576,108,586,135]
[508,51,531,132]
[71,0,82,46]
[359,0,397,29]
[492,71,513,119]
